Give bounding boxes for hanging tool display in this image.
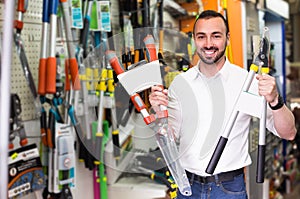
[9,93,28,150]
[206,27,271,184]
[89,4,116,196]
[37,4,78,194]
[60,0,97,172]
[106,34,192,196]
[14,0,41,113]
[43,69,75,198]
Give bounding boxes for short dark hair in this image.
[193,10,229,35]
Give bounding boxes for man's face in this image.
[193,17,229,65]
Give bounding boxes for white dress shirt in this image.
[168,59,278,176]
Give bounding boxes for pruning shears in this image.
[206,27,271,184]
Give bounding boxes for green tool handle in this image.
[100,120,109,199]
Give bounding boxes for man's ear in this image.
[226,32,230,45]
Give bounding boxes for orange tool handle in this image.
[47,128,53,148]
[106,50,125,75]
[17,0,27,13]
[47,111,56,149]
[20,138,28,146]
[46,57,57,94]
[14,21,24,30]
[143,35,158,62]
[15,0,27,30]
[159,30,164,55]
[38,58,47,95]
[40,128,47,146]
[40,110,48,146]
[9,143,14,150]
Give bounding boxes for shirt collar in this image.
[191,58,231,81]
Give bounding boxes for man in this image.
[149,10,296,199]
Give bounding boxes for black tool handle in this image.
[206,136,228,174]
[256,144,266,183]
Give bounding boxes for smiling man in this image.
[149,10,296,199]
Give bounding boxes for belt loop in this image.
[214,174,220,185]
[190,173,195,185]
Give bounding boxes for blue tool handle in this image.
[68,106,77,125]
[42,0,50,23]
[205,136,228,174]
[49,0,58,15]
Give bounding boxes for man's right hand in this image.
[149,85,169,113]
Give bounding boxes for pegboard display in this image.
[0,0,43,120]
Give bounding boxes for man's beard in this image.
[198,45,227,65]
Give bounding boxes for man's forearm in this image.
[273,105,297,140]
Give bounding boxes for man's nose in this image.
[204,37,215,48]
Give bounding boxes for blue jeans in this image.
[176,174,248,199]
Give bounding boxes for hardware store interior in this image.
[1,0,300,199]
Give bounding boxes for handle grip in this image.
[106,50,125,75]
[95,133,103,163]
[49,0,58,15]
[256,145,266,183]
[40,110,48,146]
[80,17,91,56]
[46,57,57,94]
[47,110,56,148]
[206,136,228,174]
[17,0,27,13]
[143,35,157,62]
[38,58,47,95]
[42,0,50,23]
[112,129,120,159]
